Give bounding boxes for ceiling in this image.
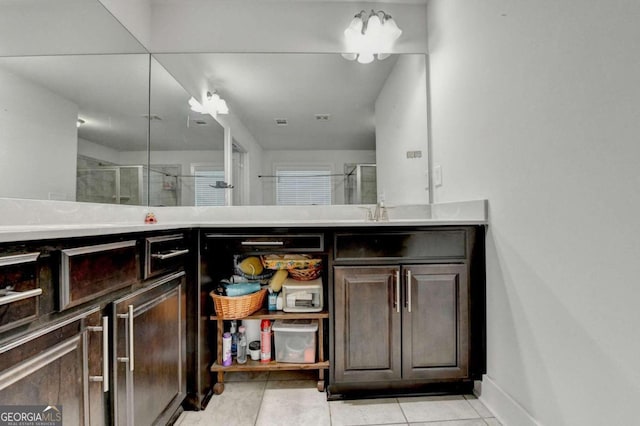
[1,0,419,153]
[155,53,399,151]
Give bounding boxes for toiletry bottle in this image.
[222,332,232,366]
[260,319,271,363]
[237,325,247,364]
[230,320,238,356]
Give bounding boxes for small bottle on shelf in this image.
[222,332,232,366]
[237,325,247,364]
[230,320,238,356]
[260,319,271,363]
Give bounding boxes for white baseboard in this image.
[477,374,542,426]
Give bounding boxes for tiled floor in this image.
[175,371,501,426]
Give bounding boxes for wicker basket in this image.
[288,265,322,281]
[210,288,267,319]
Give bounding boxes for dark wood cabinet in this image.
[1,231,190,425]
[113,271,186,426]
[333,264,468,383]
[401,264,468,380]
[0,307,103,425]
[331,227,484,397]
[333,266,401,383]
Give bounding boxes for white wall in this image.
[375,55,429,205]
[427,1,640,425]
[0,68,78,201]
[78,137,120,165]
[261,149,375,205]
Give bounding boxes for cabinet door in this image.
[113,273,186,426]
[333,266,401,383]
[0,312,97,425]
[402,264,469,380]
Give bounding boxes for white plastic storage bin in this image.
[272,319,318,363]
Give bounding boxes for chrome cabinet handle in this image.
[406,269,412,313]
[0,252,40,267]
[88,316,109,392]
[0,288,42,306]
[151,249,189,260]
[395,270,400,313]
[117,305,135,371]
[128,305,134,372]
[240,241,284,246]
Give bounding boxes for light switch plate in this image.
[434,165,443,187]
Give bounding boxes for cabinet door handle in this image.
[116,305,135,371]
[240,241,284,246]
[0,288,42,306]
[406,269,412,313]
[128,304,134,372]
[394,270,400,313]
[88,316,109,392]
[151,249,189,260]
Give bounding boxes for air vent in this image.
[275,118,288,126]
[315,114,331,121]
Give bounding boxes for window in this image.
[193,165,225,206]
[275,168,332,205]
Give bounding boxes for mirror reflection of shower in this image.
[345,163,377,205]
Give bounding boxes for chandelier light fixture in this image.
[189,91,229,118]
[342,10,402,64]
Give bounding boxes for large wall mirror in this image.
[152,53,429,207]
[1,1,429,208]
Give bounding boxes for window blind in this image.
[276,169,331,205]
[194,166,225,206]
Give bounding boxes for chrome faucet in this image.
[369,200,389,222]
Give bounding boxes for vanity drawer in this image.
[60,240,138,310]
[334,230,467,261]
[144,234,189,279]
[0,252,42,333]
[205,233,324,253]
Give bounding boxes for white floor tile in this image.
[463,395,494,418]
[256,380,330,426]
[200,381,266,425]
[398,395,480,423]
[329,398,407,426]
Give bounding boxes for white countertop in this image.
[0,199,487,243]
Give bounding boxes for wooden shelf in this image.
[211,359,329,372]
[210,309,329,321]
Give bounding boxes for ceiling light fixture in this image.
[342,10,402,64]
[189,91,229,118]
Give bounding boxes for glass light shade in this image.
[189,97,204,113]
[344,16,363,39]
[365,14,384,50]
[341,52,358,61]
[382,17,402,42]
[357,52,374,64]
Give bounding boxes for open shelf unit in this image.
[210,309,330,394]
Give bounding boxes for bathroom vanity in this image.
[0,200,487,422]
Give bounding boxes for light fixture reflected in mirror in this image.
[342,10,402,64]
[189,90,229,118]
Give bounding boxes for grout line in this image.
[253,379,269,426]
